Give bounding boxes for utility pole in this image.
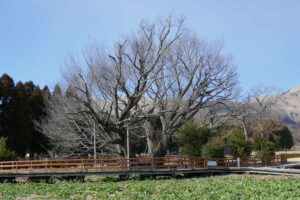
[127,125,130,158]
[127,124,130,168]
[94,121,96,160]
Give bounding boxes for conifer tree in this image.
[0,74,50,157]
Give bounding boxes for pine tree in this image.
[0,137,16,161]
[53,84,62,97]
[42,86,51,105]
[0,74,16,148]
[0,74,51,157]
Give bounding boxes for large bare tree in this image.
[38,15,238,157]
[141,33,238,155]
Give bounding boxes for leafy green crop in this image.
[0,176,299,199]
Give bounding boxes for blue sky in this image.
[0,0,299,91]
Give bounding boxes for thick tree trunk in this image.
[144,121,153,156]
[159,134,169,156]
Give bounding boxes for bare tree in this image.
[203,89,252,140]
[250,85,281,136]
[38,15,238,157]
[143,33,238,155]
[35,87,119,157]
[55,16,184,156]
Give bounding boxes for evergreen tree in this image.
[201,136,225,158]
[176,121,215,157]
[12,81,31,155]
[0,137,16,161]
[53,84,62,97]
[263,120,294,150]
[28,86,49,155]
[227,129,252,158]
[0,74,50,157]
[269,127,294,150]
[42,86,51,105]
[253,136,276,157]
[0,74,16,147]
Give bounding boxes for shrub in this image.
[269,126,294,150]
[227,129,252,158]
[0,137,17,161]
[201,137,225,158]
[253,136,276,157]
[176,121,214,157]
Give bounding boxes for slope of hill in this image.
[272,85,300,143]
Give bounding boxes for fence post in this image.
[237,157,240,168]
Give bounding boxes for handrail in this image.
[0,155,287,172]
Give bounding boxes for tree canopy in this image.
[0,74,50,157]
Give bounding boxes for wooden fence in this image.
[0,155,287,172]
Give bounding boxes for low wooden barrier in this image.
[0,155,287,172]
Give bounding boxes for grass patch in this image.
[0,175,299,199]
[276,151,300,159]
[286,153,300,159]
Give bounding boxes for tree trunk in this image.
[159,134,169,156]
[241,121,248,140]
[144,121,153,156]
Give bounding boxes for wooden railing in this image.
[0,155,287,172]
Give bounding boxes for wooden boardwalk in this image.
[0,155,288,178]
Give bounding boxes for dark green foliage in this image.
[0,137,17,161]
[176,121,214,157]
[0,74,50,157]
[269,126,294,150]
[227,130,252,158]
[201,136,225,158]
[262,120,294,150]
[0,177,299,199]
[253,136,276,157]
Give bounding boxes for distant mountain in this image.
[271,85,300,143]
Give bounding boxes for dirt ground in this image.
[213,174,300,179]
[276,151,300,162]
[287,157,300,162]
[276,151,300,155]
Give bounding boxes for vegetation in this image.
[0,74,50,158]
[253,136,276,157]
[227,130,252,158]
[0,137,16,161]
[176,122,214,157]
[201,136,225,158]
[260,120,294,150]
[0,176,299,199]
[36,15,238,157]
[0,72,291,160]
[270,127,294,150]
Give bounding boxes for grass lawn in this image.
[0,175,299,200]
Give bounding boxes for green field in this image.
[0,175,299,200]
